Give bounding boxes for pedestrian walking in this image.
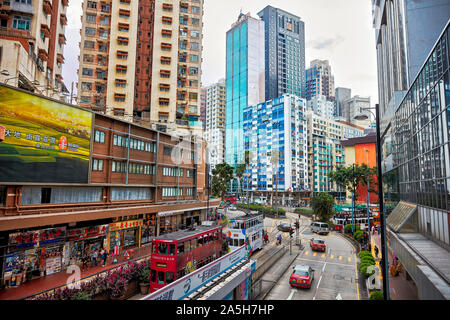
[374,246,379,258]
[392,253,398,267]
[81,252,89,271]
[276,234,282,245]
[100,248,108,267]
[263,231,269,245]
[91,250,98,267]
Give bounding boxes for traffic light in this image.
[289,228,294,236]
[362,230,368,244]
[295,221,300,229]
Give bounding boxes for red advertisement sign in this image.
[39,227,66,244]
[67,225,108,241]
[8,231,39,247]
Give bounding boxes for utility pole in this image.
[70,81,74,104]
[366,149,371,248]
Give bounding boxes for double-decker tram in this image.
[227,213,264,255]
[149,225,223,293]
[332,207,374,232]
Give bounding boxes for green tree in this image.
[211,163,234,201]
[328,164,377,231]
[311,192,335,222]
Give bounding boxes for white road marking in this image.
[312,262,327,300]
[287,289,296,300]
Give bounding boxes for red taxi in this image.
[289,265,315,289]
[310,237,326,252]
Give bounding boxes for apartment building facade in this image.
[306,94,335,120]
[204,78,225,170]
[243,94,309,205]
[0,0,69,99]
[305,59,335,102]
[306,110,364,199]
[343,95,372,128]
[77,0,204,135]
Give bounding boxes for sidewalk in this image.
[371,232,418,300]
[0,245,151,300]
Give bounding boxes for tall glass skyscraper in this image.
[373,1,450,298]
[257,5,305,101]
[225,13,265,167]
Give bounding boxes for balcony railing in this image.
[0,27,32,40]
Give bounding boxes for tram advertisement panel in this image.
[0,85,92,183]
[143,246,248,300]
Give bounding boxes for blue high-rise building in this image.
[225,13,265,168]
[257,6,305,101]
[243,94,309,193]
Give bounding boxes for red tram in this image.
[149,225,224,293]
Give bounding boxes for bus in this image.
[227,213,264,255]
[332,207,374,232]
[149,225,224,293]
[224,194,237,205]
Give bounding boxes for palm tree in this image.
[328,164,377,232]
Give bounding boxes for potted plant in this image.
[138,269,150,295]
[106,272,128,300]
[72,291,92,300]
[90,275,108,300]
[119,262,139,298]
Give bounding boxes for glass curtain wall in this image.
[383,25,450,213]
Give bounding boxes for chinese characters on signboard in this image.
[0,85,92,183]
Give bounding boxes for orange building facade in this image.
[342,133,378,204]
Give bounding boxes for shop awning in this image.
[157,206,211,217]
[386,201,417,232]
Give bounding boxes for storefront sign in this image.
[39,227,66,245]
[158,211,177,217]
[67,225,108,241]
[8,231,39,249]
[109,220,143,232]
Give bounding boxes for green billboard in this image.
[0,85,93,183]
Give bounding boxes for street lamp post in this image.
[354,104,390,300]
[366,149,371,249]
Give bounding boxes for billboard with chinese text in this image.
[0,85,92,183]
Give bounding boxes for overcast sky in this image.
[63,0,378,104]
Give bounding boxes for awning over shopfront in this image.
[157,206,210,217]
[386,201,417,232]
